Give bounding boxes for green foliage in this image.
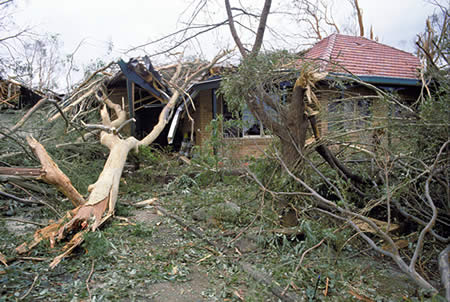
[248,155,298,193]
[83,230,112,260]
[115,202,132,217]
[128,222,154,238]
[219,50,300,112]
[191,115,231,177]
[137,145,163,165]
[167,174,198,193]
[417,70,449,158]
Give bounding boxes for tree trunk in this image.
[280,85,309,168]
[17,52,227,267]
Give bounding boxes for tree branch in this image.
[251,0,272,54]
[0,98,47,140]
[225,0,248,57]
[26,136,85,207]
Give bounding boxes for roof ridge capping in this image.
[333,33,420,57]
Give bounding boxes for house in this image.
[0,77,44,110]
[102,57,221,150]
[172,34,422,158]
[101,34,421,158]
[104,57,178,147]
[302,34,422,145]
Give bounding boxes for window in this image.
[222,101,270,138]
[327,98,371,131]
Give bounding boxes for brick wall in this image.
[180,82,420,158]
[221,137,273,159]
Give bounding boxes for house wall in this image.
[193,90,213,146]
[221,137,273,159]
[316,83,420,152]
[108,87,132,136]
[180,90,273,158]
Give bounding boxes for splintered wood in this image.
[26,136,85,207]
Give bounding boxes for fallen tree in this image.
[15,51,228,267]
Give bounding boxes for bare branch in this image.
[251,0,272,54]
[353,0,364,36]
[0,29,29,43]
[0,98,47,140]
[225,0,248,57]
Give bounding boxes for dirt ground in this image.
[128,207,216,302]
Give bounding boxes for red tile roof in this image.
[304,34,421,80]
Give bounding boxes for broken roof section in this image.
[46,55,228,146]
[108,57,171,102]
[304,34,422,85]
[0,77,45,109]
[107,56,224,139]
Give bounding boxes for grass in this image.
[0,146,446,301]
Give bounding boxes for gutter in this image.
[167,78,221,144]
[328,73,420,86]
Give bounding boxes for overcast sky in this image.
[12,0,439,82]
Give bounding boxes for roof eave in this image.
[327,73,421,86]
[189,77,222,92]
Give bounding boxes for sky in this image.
[10,0,440,86]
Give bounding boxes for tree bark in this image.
[251,0,272,54]
[439,245,450,301]
[279,84,309,168]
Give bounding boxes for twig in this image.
[76,62,114,92]
[0,130,38,163]
[17,257,48,261]
[282,238,325,295]
[0,189,61,216]
[229,189,265,245]
[323,277,329,296]
[155,205,217,248]
[0,97,47,140]
[19,273,39,300]
[47,99,70,130]
[0,189,41,205]
[0,217,46,227]
[151,203,302,302]
[240,262,302,302]
[410,142,449,268]
[86,259,95,301]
